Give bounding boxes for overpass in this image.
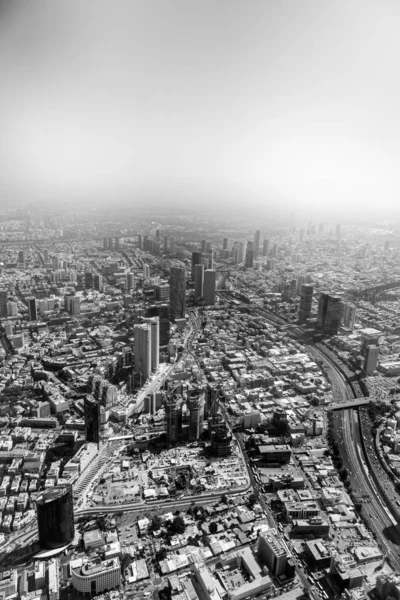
[328,398,370,411]
[350,280,400,301]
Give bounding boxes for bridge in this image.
[328,398,370,411]
[350,280,400,301]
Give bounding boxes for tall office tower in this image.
[208,251,214,270]
[169,237,176,253]
[245,242,254,268]
[262,239,270,257]
[169,266,186,321]
[336,224,341,238]
[84,271,94,289]
[43,249,49,263]
[143,235,149,251]
[191,252,203,280]
[364,345,379,376]
[223,237,228,250]
[137,233,143,249]
[84,396,100,445]
[115,237,120,249]
[52,256,59,270]
[101,381,118,409]
[134,323,152,382]
[210,415,232,456]
[316,292,342,335]
[271,243,278,258]
[103,237,108,250]
[318,223,324,235]
[258,531,288,576]
[238,242,245,263]
[194,264,204,299]
[341,303,357,330]
[299,284,314,324]
[70,296,81,316]
[94,274,103,292]
[163,235,169,253]
[69,270,77,283]
[146,303,170,346]
[155,229,160,239]
[27,296,37,321]
[205,384,220,419]
[165,392,183,444]
[143,317,160,371]
[7,301,18,317]
[108,236,113,250]
[127,272,135,290]
[187,387,205,441]
[201,239,206,252]
[296,275,305,295]
[143,264,150,278]
[153,241,161,255]
[36,485,74,549]
[254,230,260,259]
[203,270,216,305]
[18,250,25,264]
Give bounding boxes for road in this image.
[309,344,400,571]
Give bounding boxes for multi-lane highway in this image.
[309,344,400,571]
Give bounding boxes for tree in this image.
[221,494,229,504]
[248,493,257,508]
[151,514,162,531]
[121,553,132,572]
[171,515,186,534]
[209,521,218,534]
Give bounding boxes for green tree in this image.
[209,521,218,534]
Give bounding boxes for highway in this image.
[309,344,400,571]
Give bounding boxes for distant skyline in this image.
[1,0,400,216]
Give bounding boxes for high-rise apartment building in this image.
[94,274,103,291]
[203,270,216,305]
[341,303,357,330]
[27,296,37,321]
[134,323,151,382]
[299,285,313,324]
[258,531,288,576]
[84,271,94,289]
[169,266,186,321]
[36,485,75,549]
[194,264,204,299]
[143,264,150,279]
[70,296,81,316]
[254,230,260,259]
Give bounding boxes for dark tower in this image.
[84,396,100,445]
[36,485,75,549]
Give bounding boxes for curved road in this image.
[309,344,400,570]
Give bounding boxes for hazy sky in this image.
[1,0,400,215]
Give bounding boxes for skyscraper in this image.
[262,239,270,257]
[0,290,8,318]
[194,264,204,299]
[84,272,94,289]
[70,296,81,316]
[169,266,186,321]
[223,237,228,250]
[316,292,342,335]
[94,274,103,291]
[27,296,37,321]
[84,396,100,445]
[127,272,135,290]
[165,392,183,444]
[143,264,150,278]
[143,317,160,371]
[36,485,75,549]
[245,242,254,268]
[187,387,205,441]
[299,284,313,324]
[254,230,260,259]
[134,323,151,381]
[191,252,203,280]
[203,270,216,305]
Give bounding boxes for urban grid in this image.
[0,211,397,600]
